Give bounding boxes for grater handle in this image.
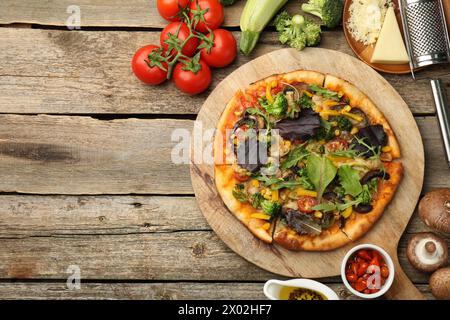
[430,79,450,169]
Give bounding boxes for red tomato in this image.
[131,45,167,85]
[233,171,250,182]
[200,29,237,68]
[381,266,389,278]
[355,278,367,292]
[173,59,212,95]
[297,196,318,214]
[357,250,372,261]
[357,262,369,276]
[326,138,349,152]
[369,255,380,267]
[160,22,199,57]
[350,262,358,275]
[346,273,357,283]
[189,0,224,33]
[157,0,190,22]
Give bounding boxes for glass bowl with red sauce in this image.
[341,244,395,299]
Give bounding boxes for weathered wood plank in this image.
[0,0,315,28]
[0,115,447,194]
[0,195,436,237]
[0,195,208,236]
[0,282,435,300]
[0,229,445,282]
[0,194,446,284]
[0,28,448,114]
[0,115,193,194]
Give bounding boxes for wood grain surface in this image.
[191,48,427,299]
[0,0,448,300]
[0,28,448,115]
[0,115,193,194]
[0,115,447,194]
[0,282,434,300]
[0,0,316,28]
[0,194,445,285]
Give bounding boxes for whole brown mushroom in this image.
[406,232,448,273]
[429,267,450,300]
[418,189,450,234]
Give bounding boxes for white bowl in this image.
[341,244,395,299]
[263,279,340,300]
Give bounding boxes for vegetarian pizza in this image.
[213,70,403,251]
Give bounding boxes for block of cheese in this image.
[370,6,409,64]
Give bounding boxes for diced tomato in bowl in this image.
[341,244,395,299]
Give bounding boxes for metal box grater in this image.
[399,0,450,168]
[399,0,450,71]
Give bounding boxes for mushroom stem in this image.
[444,200,450,212]
[407,232,448,273]
[416,239,443,264]
[425,241,436,254]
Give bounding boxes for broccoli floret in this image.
[279,32,291,45]
[316,119,334,141]
[298,92,314,109]
[302,0,344,29]
[336,116,352,132]
[274,11,292,32]
[272,93,288,116]
[261,200,281,216]
[232,184,248,202]
[289,32,307,51]
[261,93,288,117]
[303,20,321,46]
[274,12,321,51]
[251,193,264,208]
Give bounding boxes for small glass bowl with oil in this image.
[263,279,339,300]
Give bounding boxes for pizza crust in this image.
[274,221,351,251]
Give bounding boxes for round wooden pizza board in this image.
[190,48,425,300]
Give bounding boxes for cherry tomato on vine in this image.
[160,22,199,57]
[200,29,237,68]
[173,58,212,95]
[157,0,190,22]
[189,0,224,33]
[131,45,167,85]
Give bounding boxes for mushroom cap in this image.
[406,232,448,273]
[429,267,450,300]
[418,189,450,234]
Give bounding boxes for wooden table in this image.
[0,0,448,300]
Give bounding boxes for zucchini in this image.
[239,0,288,55]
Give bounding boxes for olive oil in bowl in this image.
[279,286,327,300]
[263,279,339,300]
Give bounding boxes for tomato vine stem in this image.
[147,5,214,80]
